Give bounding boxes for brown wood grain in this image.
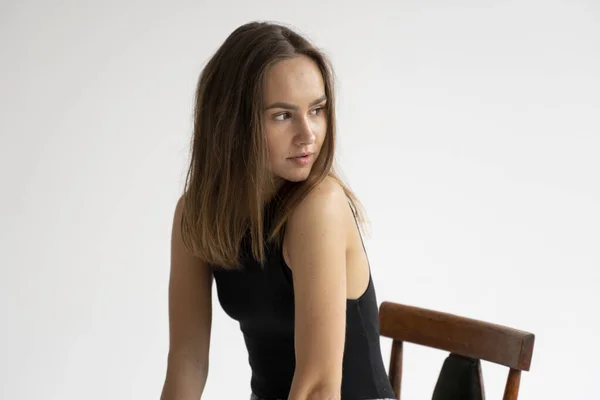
[388,340,403,399]
[502,368,521,400]
[379,301,535,371]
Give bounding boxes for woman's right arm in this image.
[161,196,213,400]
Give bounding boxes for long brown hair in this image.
[181,21,367,269]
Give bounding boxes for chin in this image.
[278,169,312,183]
[285,176,309,183]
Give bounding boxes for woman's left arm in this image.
[285,180,351,400]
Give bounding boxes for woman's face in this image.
[262,55,328,184]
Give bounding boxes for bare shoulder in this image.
[284,176,353,268]
[288,176,349,225]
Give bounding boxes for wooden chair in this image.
[379,301,535,400]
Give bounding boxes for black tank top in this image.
[211,199,395,400]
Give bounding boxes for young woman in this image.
[160,21,396,400]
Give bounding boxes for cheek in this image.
[315,120,328,144]
[264,128,285,160]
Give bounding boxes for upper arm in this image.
[167,195,213,368]
[285,179,350,398]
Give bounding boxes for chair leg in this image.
[502,368,521,400]
[389,340,403,399]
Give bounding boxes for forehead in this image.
[263,55,325,104]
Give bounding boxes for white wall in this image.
[1,0,598,399]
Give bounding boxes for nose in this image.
[295,116,316,146]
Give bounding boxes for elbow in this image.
[288,360,342,400]
[162,352,209,397]
[306,385,341,400]
[289,380,341,400]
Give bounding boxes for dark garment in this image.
[250,394,396,400]
[212,199,395,400]
[431,354,485,400]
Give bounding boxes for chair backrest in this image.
[379,301,535,400]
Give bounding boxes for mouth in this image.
[289,152,313,159]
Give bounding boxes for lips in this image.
[289,152,313,159]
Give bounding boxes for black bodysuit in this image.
[211,200,396,400]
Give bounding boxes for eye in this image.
[311,106,325,116]
[274,112,291,121]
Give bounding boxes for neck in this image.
[263,176,284,205]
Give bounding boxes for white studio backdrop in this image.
[1,1,598,399]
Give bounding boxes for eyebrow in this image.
[265,94,328,111]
